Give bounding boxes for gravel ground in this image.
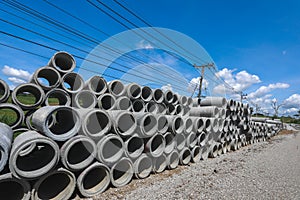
[77,132,300,200]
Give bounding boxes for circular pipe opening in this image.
[111,159,133,187]
[98,94,116,110]
[141,86,152,102]
[45,89,71,106]
[34,67,61,90]
[154,155,167,173]
[168,151,179,169]
[61,72,84,93]
[51,52,75,73]
[157,115,168,134]
[164,132,175,154]
[132,100,145,112]
[109,80,124,96]
[117,113,136,136]
[85,110,110,138]
[153,89,163,103]
[0,178,29,200]
[88,76,107,95]
[12,84,44,109]
[74,90,96,109]
[0,104,23,129]
[126,136,144,159]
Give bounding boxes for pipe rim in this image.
[110,158,133,188]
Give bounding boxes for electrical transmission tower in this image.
[193,63,214,98]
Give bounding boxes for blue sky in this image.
[0,0,299,115]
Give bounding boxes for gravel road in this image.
[78,132,300,200]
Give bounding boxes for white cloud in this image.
[2,65,32,81]
[283,94,300,109]
[8,77,27,84]
[187,77,209,93]
[161,84,172,92]
[247,83,290,99]
[136,40,154,50]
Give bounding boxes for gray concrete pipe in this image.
[167,104,176,115]
[114,96,132,111]
[200,145,209,160]
[45,88,71,106]
[60,135,97,171]
[124,135,144,159]
[133,112,157,138]
[200,96,227,107]
[9,130,59,180]
[133,153,152,179]
[163,90,174,104]
[107,110,137,137]
[0,103,24,129]
[132,99,145,112]
[61,72,84,94]
[178,95,188,106]
[110,157,133,188]
[166,150,179,170]
[73,90,97,109]
[85,75,107,96]
[0,173,31,200]
[48,51,76,74]
[145,100,158,113]
[32,106,81,141]
[208,143,218,158]
[190,117,205,133]
[172,93,179,105]
[183,117,193,134]
[179,147,191,165]
[152,88,164,103]
[125,83,141,100]
[77,162,110,197]
[186,131,197,148]
[152,154,167,173]
[0,123,13,172]
[197,132,207,147]
[217,143,223,156]
[250,117,267,123]
[12,83,45,110]
[191,145,201,163]
[164,132,176,154]
[156,114,168,134]
[165,115,185,134]
[175,104,184,116]
[191,98,200,107]
[176,133,186,151]
[97,93,116,110]
[189,106,219,118]
[183,106,190,117]
[0,79,10,103]
[144,133,165,158]
[24,108,38,130]
[187,97,193,107]
[108,80,125,97]
[141,86,153,102]
[31,168,75,200]
[157,103,167,114]
[96,134,125,166]
[31,66,61,91]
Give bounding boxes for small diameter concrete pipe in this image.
[179,147,191,165]
[132,99,145,112]
[31,66,61,91]
[9,131,59,180]
[61,72,84,94]
[107,110,137,137]
[165,115,185,134]
[156,114,169,134]
[77,162,110,197]
[163,90,174,104]
[157,103,167,114]
[45,88,71,106]
[145,100,158,113]
[189,106,219,118]
[114,96,132,111]
[12,83,45,110]
[167,104,176,115]
[144,133,166,158]
[60,135,97,171]
[200,96,227,107]
[197,132,207,147]
[176,133,186,151]
[124,135,144,159]
[0,103,24,129]
[133,154,152,179]
[0,79,10,103]
[108,80,125,97]
[0,173,31,200]
[202,117,212,132]
[191,146,201,163]
[97,93,116,110]
[164,132,176,154]
[96,134,125,166]
[200,145,209,160]
[166,150,179,170]
[175,104,184,116]
[190,117,205,133]
[141,86,153,102]
[186,132,198,148]
[133,112,158,138]
[48,51,76,74]
[152,154,167,173]
[172,93,179,105]
[187,97,193,107]
[178,95,188,106]
[208,143,218,158]
[85,75,107,96]
[0,123,13,172]
[125,83,142,100]
[31,168,75,200]
[152,88,164,103]
[73,90,97,109]
[217,143,223,156]
[183,117,193,134]
[110,157,133,188]
[32,106,81,141]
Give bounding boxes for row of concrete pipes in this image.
[0,52,282,199]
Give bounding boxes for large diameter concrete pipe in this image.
[156,114,168,134]
[141,86,152,102]
[251,117,268,123]
[132,99,145,112]
[0,123,13,172]
[45,88,71,106]
[77,162,110,197]
[108,80,125,97]
[191,98,200,107]
[48,51,76,74]
[12,83,45,110]
[152,88,164,103]
[0,79,10,103]
[106,110,137,137]
[197,132,207,147]
[85,75,107,96]
[200,145,209,160]
[152,154,167,173]
[144,133,165,158]
[175,104,184,116]
[183,117,193,134]
[31,66,61,91]
[73,90,97,109]
[179,147,191,165]
[172,93,179,105]
[61,72,84,94]
[165,115,185,134]
[124,135,144,159]
[125,83,141,100]
[164,132,176,154]
[163,90,174,104]
[9,131,59,180]
[208,143,218,158]
[182,106,190,117]
[187,97,193,107]
[133,154,152,179]
[186,131,197,148]
[114,96,132,111]
[145,100,158,113]
[167,104,176,115]
[97,93,116,110]
[166,150,179,170]
[96,134,125,166]
[110,157,133,188]
[0,103,24,129]
[176,133,186,151]
[157,103,167,114]
[178,95,188,106]
[191,146,201,163]
[0,173,31,200]
[32,106,81,141]
[189,106,219,118]
[61,135,96,171]
[200,96,227,107]
[31,168,75,200]
[190,117,205,133]
[133,112,157,138]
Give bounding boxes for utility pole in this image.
[193,63,214,98]
[240,92,247,103]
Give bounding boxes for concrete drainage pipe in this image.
[152,88,164,103]
[12,83,45,110]
[208,143,218,158]
[0,173,31,200]
[132,99,145,112]
[164,132,176,154]
[178,95,188,106]
[48,51,76,74]
[61,72,84,94]
[133,154,152,179]
[97,93,116,110]
[108,80,125,97]
[9,131,59,179]
[110,157,133,188]
[163,90,174,104]
[176,134,186,151]
[77,162,110,197]
[145,100,158,113]
[167,104,176,115]
[0,79,10,103]
[183,117,193,134]
[152,154,167,173]
[85,75,107,96]
[179,147,191,165]
[125,83,141,100]
[200,96,227,107]
[165,115,185,134]
[25,108,39,129]
[172,93,179,105]
[189,106,219,118]
[186,131,197,148]
[60,135,96,171]
[144,134,165,158]
[166,150,179,170]
[157,103,167,114]
[31,168,75,200]
[73,90,97,109]
[31,66,61,91]
[134,112,157,138]
[45,88,71,106]
[0,103,24,129]
[175,104,184,116]
[200,145,209,160]
[190,117,205,133]
[141,86,152,102]
[156,114,168,134]
[182,106,190,117]
[0,123,13,172]
[187,97,193,107]
[197,132,207,147]
[124,135,144,159]
[96,134,125,166]
[32,106,81,141]
[191,146,201,163]
[114,96,132,111]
